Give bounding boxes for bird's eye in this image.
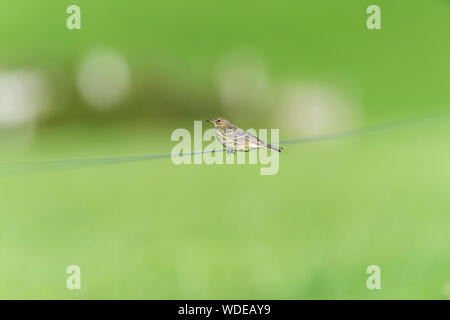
[217,119,221,123]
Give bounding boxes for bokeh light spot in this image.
[77,48,131,110]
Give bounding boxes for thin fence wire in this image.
[1,111,449,174]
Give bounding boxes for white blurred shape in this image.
[0,70,49,127]
[77,48,131,110]
[443,282,450,299]
[216,49,273,117]
[279,83,360,136]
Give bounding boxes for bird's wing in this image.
[226,127,267,148]
[244,130,264,143]
[237,129,265,145]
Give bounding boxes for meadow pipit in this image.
[206,117,283,154]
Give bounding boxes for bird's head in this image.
[205,117,230,128]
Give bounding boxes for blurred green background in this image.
[0,0,449,299]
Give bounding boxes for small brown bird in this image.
[206,117,283,154]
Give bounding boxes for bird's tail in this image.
[267,144,283,152]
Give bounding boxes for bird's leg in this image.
[226,149,234,154]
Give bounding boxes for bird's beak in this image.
[205,120,211,123]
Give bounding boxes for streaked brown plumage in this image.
[206,117,283,154]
